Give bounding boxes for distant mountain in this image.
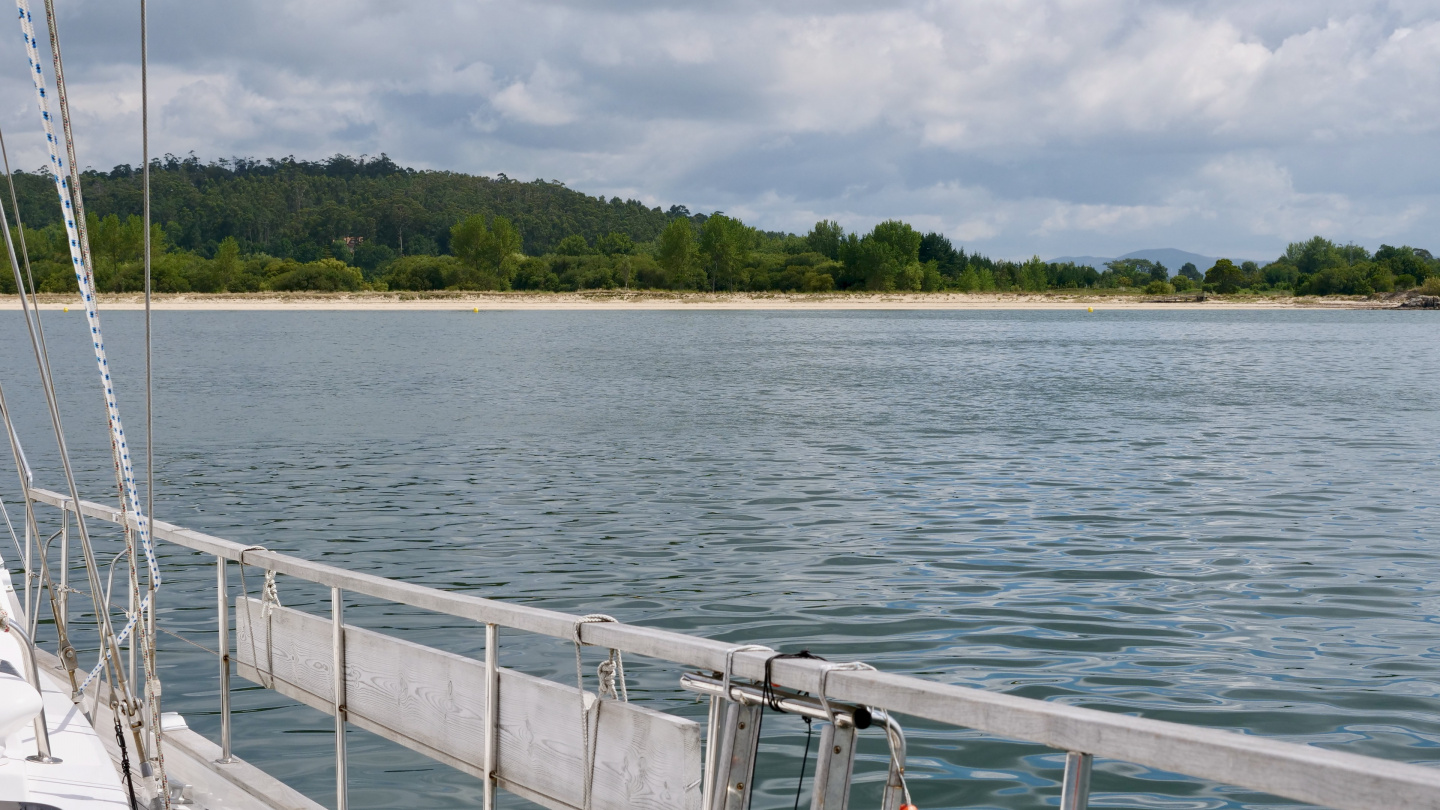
[1117,248,1221,272]
[1046,248,1262,276]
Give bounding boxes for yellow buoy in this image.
[63,306,69,312]
[1087,307,1093,313]
[473,307,479,313]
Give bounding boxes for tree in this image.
[555,234,591,256]
[90,213,143,291]
[837,221,924,291]
[374,197,426,257]
[1018,256,1049,292]
[450,214,490,269]
[1179,262,1201,281]
[1375,244,1430,285]
[699,214,754,291]
[449,214,522,289]
[485,217,522,268]
[1105,258,1165,286]
[1205,259,1245,293]
[656,218,698,288]
[806,220,845,260]
[918,232,957,267]
[213,236,240,290]
[1262,261,1298,289]
[1239,261,1262,289]
[596,231,634,256]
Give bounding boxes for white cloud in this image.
[0,0,1434,258]
[491,63,581,126]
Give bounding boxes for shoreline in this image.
[0,291,1413,311]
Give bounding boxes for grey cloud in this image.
[0,0,1435,260]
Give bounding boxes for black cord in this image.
[114,714,140,810]
[792,716,814,810]
[762,649,825,710]
[758,651,826,810]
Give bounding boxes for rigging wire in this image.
[0,120,84,686]
[0,121,49,634]
[137,0,169,796]
[18,0,159,694]
[13,1,168,801]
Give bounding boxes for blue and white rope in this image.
[16,0,161,696]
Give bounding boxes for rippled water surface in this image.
[2,309,1438,809]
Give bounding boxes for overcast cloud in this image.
[1,0,1436,259]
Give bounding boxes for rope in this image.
[722,644,771,703]
[814,660,875,725]
[762,650,825,711]
[572,614,622,810]
[26,0,158,576]
[884,719,916,810]
[237,546,279,688]
[114,714,139,810]
[595,647,627,702]
[792,717,813,810]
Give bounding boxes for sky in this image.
[0,0,1436,261]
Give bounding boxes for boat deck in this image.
[2,567,128,809]
[4,564,316,810]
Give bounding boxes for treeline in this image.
[0,155,1434,296]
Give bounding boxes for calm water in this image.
[2,309,1438,810]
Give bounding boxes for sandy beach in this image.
[0,291,1405,311]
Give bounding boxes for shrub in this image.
[382,255,463,291]
[1420,276,1440,295]
[1144,280,1175,295]
[802,271,835,292]
[269,259,364,292]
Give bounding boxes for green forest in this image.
[1,154,1435,297]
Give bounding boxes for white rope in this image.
[815,660,876,725]
[883,717,916,809]
[572,614,622,810]
[237,546,277,688]
[722,644,772,703]
[595,648,626,702]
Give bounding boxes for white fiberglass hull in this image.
[1,562,130,809]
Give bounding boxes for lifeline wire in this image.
[16,0,161,698]
[0,490,22,559]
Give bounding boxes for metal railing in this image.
[0,611,60,763]
[25,486,1440,810]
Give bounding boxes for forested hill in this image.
[3,153,1434,299]
[10,153,676,260]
